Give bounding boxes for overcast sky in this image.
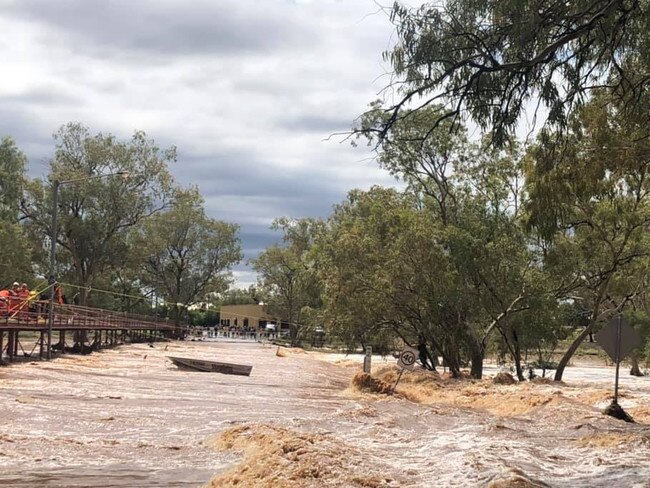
[0,0,418,287]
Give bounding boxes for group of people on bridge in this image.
[0,282,33,317]
[0,282,64,319]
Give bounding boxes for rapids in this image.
[0,341,648,487]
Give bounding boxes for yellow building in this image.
[219,304,277,330]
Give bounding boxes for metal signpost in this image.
[392,346,418,394]
[594,314,642,422]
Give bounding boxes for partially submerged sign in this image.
[595,316,642,363]
[397,346,418,371]
[595,314,642,422]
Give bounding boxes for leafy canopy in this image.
[375,0,649,145]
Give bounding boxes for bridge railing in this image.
[0,302,179,331]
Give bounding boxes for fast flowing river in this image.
[0,341,649,487]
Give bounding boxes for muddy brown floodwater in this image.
[0,341,649,487]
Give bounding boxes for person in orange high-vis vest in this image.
[17,283,31,319]
[8,282,21,316]
[56,285,64,305]
[0,289,10,315]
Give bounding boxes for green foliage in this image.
[187,307,219,327]
[0,137,33,286]
[22,123,175,304]
[315,187,425,354]
[524,93,650,380]
[217,287,259,306]
[0,137,27,221]
[350,105,565,378]
[134,187,243,323]
[0,221,33,287]
[378,0,649,145]
[251,218,324,343]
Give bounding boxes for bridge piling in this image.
[7,330,14,361]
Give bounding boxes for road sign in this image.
[397,346,418,371]
[596,314,643,410]
[595,316,642,363]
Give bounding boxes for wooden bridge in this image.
[0,302,181,363]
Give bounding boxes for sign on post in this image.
[392,346,418,394]
[397,346,418,371]
[595,316,641,363]
[595,314,642,414]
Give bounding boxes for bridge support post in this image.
[7,330,14,361]
[0,331,4,363]
[39,331,45,359]
[59,330,65,354]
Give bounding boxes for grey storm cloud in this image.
[175,148,377,265]
[0,88,80,107]
[0,105,55,168]
[178,149,356,223]
[1,0,404,286]
[282,114,354,134]
[5,0,315,58]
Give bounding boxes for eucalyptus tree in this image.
[21,123,175,304]
[0,137,33,285]
[0,137,27,221]
[251,218,323,344]
[526,94,650,381]
[626,271,650,374]
[356,106,559,378]
[216,287,259,306]
[372,0,649,146]
[134,187,242,327]
[610,261,650,376]
[316,187,463,369]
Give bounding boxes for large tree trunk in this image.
[439,342,462,378]
[172,304,185,338]
[446,360,461,378]
[469,341,484,379]
[630,353,644,377]
[289,324,298,346]
[554,326,592,381]
[555,279,610,381]
[511,329,525,381]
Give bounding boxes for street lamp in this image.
[46,171,129,359]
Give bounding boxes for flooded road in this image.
[0,341,649,487]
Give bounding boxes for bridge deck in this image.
[0,303,181,362]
